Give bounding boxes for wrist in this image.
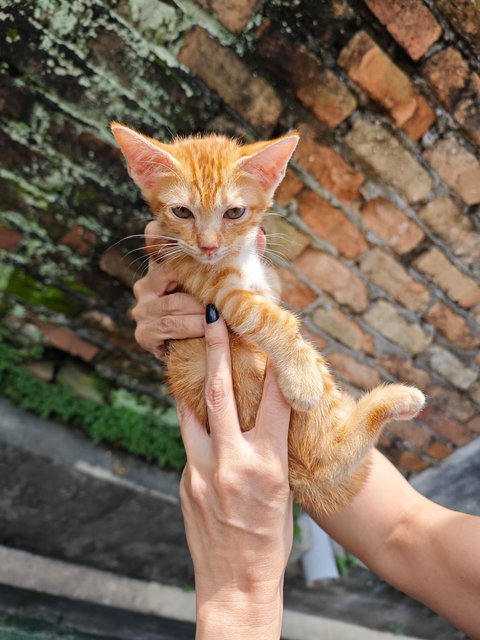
[195,581,284,640]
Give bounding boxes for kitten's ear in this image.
[111,122,179,192]
[237,134,299,194]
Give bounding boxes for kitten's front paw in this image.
[278,354,325,412]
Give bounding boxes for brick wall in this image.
[0,0,479,474]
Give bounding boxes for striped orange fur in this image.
[112,123,425,515]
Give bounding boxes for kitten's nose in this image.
[200,246,218,257]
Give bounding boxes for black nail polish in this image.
[206,303,219,324]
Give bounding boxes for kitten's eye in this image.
[171,206,193,219]
[224,207,245,220]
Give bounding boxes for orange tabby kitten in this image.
[112,123,425,517]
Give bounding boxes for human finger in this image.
[203,305,241,447]
[252,359,291,457]
[176,397,210,462]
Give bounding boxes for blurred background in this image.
[0,1,479,638]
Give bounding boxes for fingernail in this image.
[205,303,219,324]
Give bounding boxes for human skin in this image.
[133,221,480,639]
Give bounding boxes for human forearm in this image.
[317,449,480,638]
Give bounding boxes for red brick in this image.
[60,225,97,256]
[38,323,99,362]
[275,169,303,205]
[338,31,436,139]
[179,27,281,133]
[425,302,480,350]
[467,416,480,434]
[257,32,356,128]
[293,248,368,312]
[363,0,442,60]
[312,307,375,353]
[387,420,430,449]
[426,384,476,422]
[424,138,480,206]
[361,249,430,312]
[435,0,480,56]
[0,226,22,251]
[419,406,472,446]
[277,267,317,311]
[346,120,432,204]
[378,354,431,390]
[413,248,480,309]
[423,48,480,146]
[397,451,429,473]
[297,190,367,260]
[418,198,480,267]
[197,0,259,32]
[426,441,453,461]
[361,197,424,255]
[99,247,138,288]
[295,137,365,204]
[327,351,382,390]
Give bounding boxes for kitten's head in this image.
[111,124,298,264]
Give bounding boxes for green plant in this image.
[0,337,186,470]
[336,551,357,578]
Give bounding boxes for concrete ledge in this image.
[0,545,421,640]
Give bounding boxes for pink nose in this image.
[200,246,218,257]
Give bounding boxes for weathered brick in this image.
[423,48,480,146]
[435,0,480,56]
[425,302,480,350]
[413,248,480,309]
[428,345,478,391]
[22,361,55,382]
[179,27,281,132]
[99,248,138,288]
[277,267,317,311]
[378,354,431,389]
[418,198,480,267]
[361,249,430,312]
[327,351,382,390]
[424,138,480,206]
[275,169,304,205]
[346,120,432,203]
[467,416,480,434]
[312,307,375,353]
[0,226,22,252]
[361,197,424,254]
[426,441,453,461]
[257,32,356,127]
[60,225,97,256]
[197,0,259,32]
[426,384,476,422]
[387,420,430,450]
[295,136,365,204]
[293,248,368,312]
[38,323,99,362]
[363,0,442,60]
[397,451,429,473]
[419,407,472,446]
[263,215,310,261]
[469,382,480,406]
[338,31,436,139]
[297,190,367,260]
[363,300,432,354]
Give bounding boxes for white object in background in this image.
[298,512,340,585]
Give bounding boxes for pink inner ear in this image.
[111,124,178,192]
[239,135,299,192]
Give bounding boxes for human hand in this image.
[132,220,204,359]
[177,306,292,639]
[132,222,267,358]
